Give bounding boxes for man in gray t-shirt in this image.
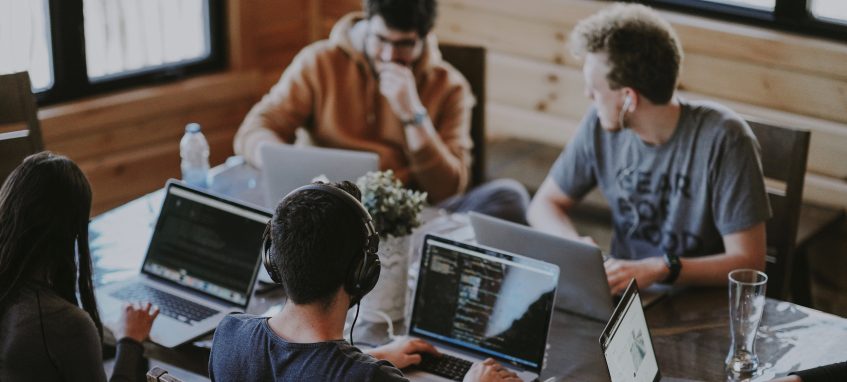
[527,4,771,294]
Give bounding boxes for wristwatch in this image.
[662,252,682,284]
[402,109,428,127]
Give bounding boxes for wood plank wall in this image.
[432,0,847,209]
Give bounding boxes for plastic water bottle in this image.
[180,123,210,188]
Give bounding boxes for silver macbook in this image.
[469,212,668,322]
[259,143,378,209]
[96,180,270,348]
[405,234,559,381]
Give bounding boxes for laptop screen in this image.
[600,279,661,382]
[409,235,559,373]
[142,182,270,307]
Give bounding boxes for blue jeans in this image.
[438,178,529,225]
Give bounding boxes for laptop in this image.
[469,212,668,322]
[259,143,379,209]
[600,279,661,382]
[96,180,271,348]
[405,234,559,381]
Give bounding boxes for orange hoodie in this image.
[234,13,475,203]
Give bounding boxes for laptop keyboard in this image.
[417,353,473,381]
[110,283,219,325]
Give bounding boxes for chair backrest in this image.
[146,367,184,382]
[747,119,810,299]
[0,72,44,184]
[439,44,486,188]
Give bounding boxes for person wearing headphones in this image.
[527,4,771,295]
[208,181,520,381]
[0,152,159,382]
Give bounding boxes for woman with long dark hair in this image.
[0,152,158,381]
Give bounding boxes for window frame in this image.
[37,0,227,106]
[639,0,847,43]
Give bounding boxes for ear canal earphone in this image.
[260,184,381,307]
[619,94,633,130]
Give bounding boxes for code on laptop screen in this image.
[410,237,558,371]
[142,186,269,306]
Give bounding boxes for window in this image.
[0,0,224,105]
[701,0,774,11]
[639,0,847,41]
[809,0,847,25]
[0,0,53,91]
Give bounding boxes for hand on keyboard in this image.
[463,358,521,382]
[113,302,160,343]
[367,337,441,369]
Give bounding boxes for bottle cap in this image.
[185,123,201,133]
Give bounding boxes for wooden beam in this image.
[39,72,261,141]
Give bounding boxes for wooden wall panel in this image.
[431,0,847,209]
[39,72,261,214]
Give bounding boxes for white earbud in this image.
[618,95,633,129]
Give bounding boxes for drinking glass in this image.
[725,269,768,380]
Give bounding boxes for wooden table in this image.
[92,161,847,381]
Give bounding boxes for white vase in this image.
[359,234,410,322]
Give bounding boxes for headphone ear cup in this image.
[345,238,381,305]
[357,250,381,295]
[260,224,282,284]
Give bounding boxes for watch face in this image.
[414,111,427,125]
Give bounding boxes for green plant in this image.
[356,170,427,238]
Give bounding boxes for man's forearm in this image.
[233,124,284,168]
[675,223,766,286]
[404,119,468,202]
[675,252,764,286]
[526,199,582,240]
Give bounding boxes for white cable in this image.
[369,309,397,341]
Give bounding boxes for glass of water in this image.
[725,269,768,380]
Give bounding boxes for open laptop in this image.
[259,143,379,209]
[96,180,270,348]
[405,234,559,381]
[600,279,661,382]
[469,212,668,322]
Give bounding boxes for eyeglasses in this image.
[368,32,421,55]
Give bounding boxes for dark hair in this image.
[364,0,437,37]
[270,181,367,308]
[569,4,683,104]
[0,152,101,337]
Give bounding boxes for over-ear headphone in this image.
[260,184,381,306]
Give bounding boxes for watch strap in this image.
[662,252,682,284]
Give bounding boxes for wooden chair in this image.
[747,119,811,300]
[146,367,184,382]
[439,44,486,188]
[0,72,44,184]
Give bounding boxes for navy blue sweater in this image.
[209,314,408,381]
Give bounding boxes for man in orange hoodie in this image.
[235,0,528,223]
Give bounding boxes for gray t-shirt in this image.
[550,99,771,259]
